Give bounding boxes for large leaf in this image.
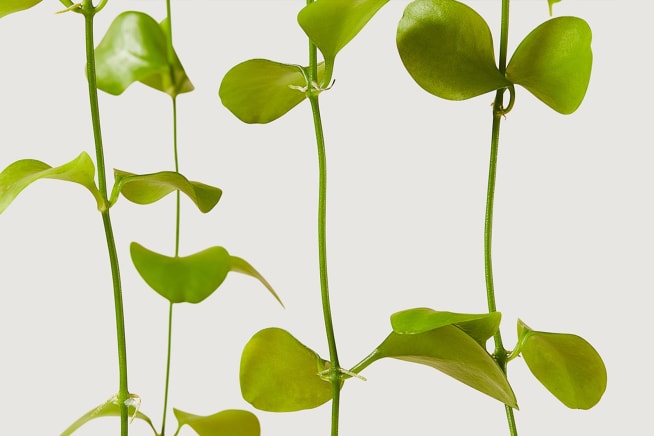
[391,307,501,345]
[507,17,592,114]
[516,320,606,409]
[60,397,156,436]
[219,59,324,124]
[298,0,389,84]
[397,0,510,100]
[95,11,193,97]
[111,169,222,213]
[173,409,260,436]
[130,243,281,305]
[0,0,41,18]
[240,328,332,412]
[0,152,105,214]
[354,326,517,408]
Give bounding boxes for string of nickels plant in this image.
[484,0,517,435]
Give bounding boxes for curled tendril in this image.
[499,85,516,116]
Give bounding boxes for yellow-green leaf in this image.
[173,409,259,436]
[0,0,42,19]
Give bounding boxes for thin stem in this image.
[82,1,129,434]
[160,302,174,436]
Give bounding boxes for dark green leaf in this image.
[95,11,193,97]
[391,307,501,345]
[0,0,42,19]
[507,17,592,114]
[112,169,222,213]
[396,0,510,100]
[173,408,260,436]
[60,397,156,436]
[240,328,332,412]
[517,320,606,409]
[0,152,105,214]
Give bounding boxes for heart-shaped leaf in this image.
[0,0,41,18]
[391,307,501,345]
[0,152,105,214]
[95,11,193,97]
[506,17,592,114]
[173,409,260,436]
[354,326,517,408]
[298,0,389,85]
[240,328,332,412]
[516,320,606,409]
[397,0,510,100]
[111,169,222,213]
[60,397,156,436]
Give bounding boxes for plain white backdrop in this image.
[0,0,651,435]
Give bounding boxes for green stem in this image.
[82,2,129,434]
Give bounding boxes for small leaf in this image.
[60,398,156,436]
[506,17,592,114]
[112,169,222,213]
[240,328,332,412]
[173,409,260,436]
[298,0,389,83]
[95,11,193,97]
[396,0,510,100]
[391,307,501,345]
[230,255,283,307]
[0,152,105,214]
[517,320,606,409]
[0,0,41,19]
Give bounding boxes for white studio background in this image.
[0,1,651,435]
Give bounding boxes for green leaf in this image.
[516,320,606,409]
[240,328,332,412]
[0,152,105,214]
[112,169,222,213]
[391,307,501,345]
[230,255,283,307]
[298,0,389,84]
[219,59,324,124]
[0,0,41,19]
[359,327,517,408]
[60,397,156,436]
[95,11,193,97]
[396,0,510,100]
[173,409,260,436]
[506,17,592,114]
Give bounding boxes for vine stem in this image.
[81,1,129,434]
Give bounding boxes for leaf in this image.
[173,409,260,436]
[358,327,517,408]
[112,169,222,213]
[516,320,606,409]
[297,0,389,84]
[396,0,510,100]
[60,398,156,436]
[219,59,325,124]
[0,0,41,18]
[240,328,332,412]
[0,152,105,214]
[230,255,283,307]
[95,11,193,97]
[391,307,501,345]
[506,17,592,114]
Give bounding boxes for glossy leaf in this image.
[507,17,592,114]
[298,0,389,83]
[391,307,501,345]
[240,328,332,412]
[0,0,42,18]
[219,59,324,124]
[358,326,517,408]
[397,0,510,100]
[95,11,193,97]
[130,243,281,305]
[173,408,260,436]
[0,152,105,214]
[517,320,606,409]
[112,169,222,213]
[60,398,156,436]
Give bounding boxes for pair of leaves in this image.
[95,11,193,97]
[0,0,41,19]
[397,0,592,114]
[131,242,282,306]
[220,0,389,124]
